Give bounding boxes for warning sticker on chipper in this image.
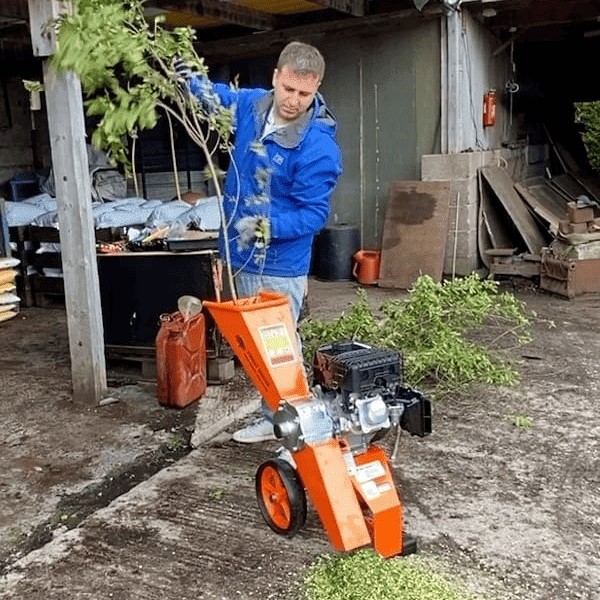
[259,323,297,367]
[354,460,386,484]
[361,481,393,501]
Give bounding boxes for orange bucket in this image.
[352,250,381,285]
[202,291,310,412]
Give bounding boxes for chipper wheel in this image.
[255,458,307,538]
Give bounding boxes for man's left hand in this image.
[254,217,271,249]
[235,216,271,250]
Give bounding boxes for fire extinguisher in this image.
[483,89,496,127]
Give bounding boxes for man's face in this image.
[272,65,321,124]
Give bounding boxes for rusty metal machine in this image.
[203,291,432,558]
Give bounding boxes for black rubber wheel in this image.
[255,458,307,538]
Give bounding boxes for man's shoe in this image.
[232,417,276,443]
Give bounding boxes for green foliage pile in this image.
[300,549,481,600]
[300,274,535,398]
[574,101,600,172]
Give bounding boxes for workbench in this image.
[97,249,220,349]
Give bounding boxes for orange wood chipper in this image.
[203,290,432,558]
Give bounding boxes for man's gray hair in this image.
[277,41,325,81]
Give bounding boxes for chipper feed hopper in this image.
[203,291,432,558]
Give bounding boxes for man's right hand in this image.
[173,56,193,87]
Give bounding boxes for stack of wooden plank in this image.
[478,160,600,294]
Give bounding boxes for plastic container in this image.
[313,224,360,281]
[155,310,207,408]
[8,172,40,202]
[352,250,381,285]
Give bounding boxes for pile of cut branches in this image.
[301,274,542,399]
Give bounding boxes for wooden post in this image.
[28,0,107,402]
[445,8,463,153]
[0,199,11,258]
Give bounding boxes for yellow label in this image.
[259,323,296,367]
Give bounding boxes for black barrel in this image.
[312,224,360,281]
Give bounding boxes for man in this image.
[177,41,342,442]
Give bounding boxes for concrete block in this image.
[444,255,480,277]
[208,357,235,384]
[422,148,527,183]
[421,148,530,277]
[444,227,480,275]
[446,178,478,209]
[442,179,480,276]
[422,152,486,181]
[446,192,479,234]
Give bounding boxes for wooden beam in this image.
[445,9,462,153]
[42,61,108,402]
[306,0,365,17]
[475,0,600,31]
[197,5,442,61]
[0,199,10,258]
[158,0,275,30]
[27,0,70,57]
[28,0,108,403]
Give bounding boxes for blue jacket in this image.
[188,77,343,277]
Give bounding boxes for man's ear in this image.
[272,69,279,87]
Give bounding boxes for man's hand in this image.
[235,216,271,250]
[254,217,271,249]
[173,56,194,88]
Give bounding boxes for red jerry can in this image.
[155,310,207,408]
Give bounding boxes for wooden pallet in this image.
[105,343,236,384]
[105,344,157,379]
[30,274,66,308]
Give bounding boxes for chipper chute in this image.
[203,291,432,558]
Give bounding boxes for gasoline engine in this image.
[274,340,431,455]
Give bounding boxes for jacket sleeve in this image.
[188,75,245,110]
[270,137,342,240]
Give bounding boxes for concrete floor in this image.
[1,277,599,600]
